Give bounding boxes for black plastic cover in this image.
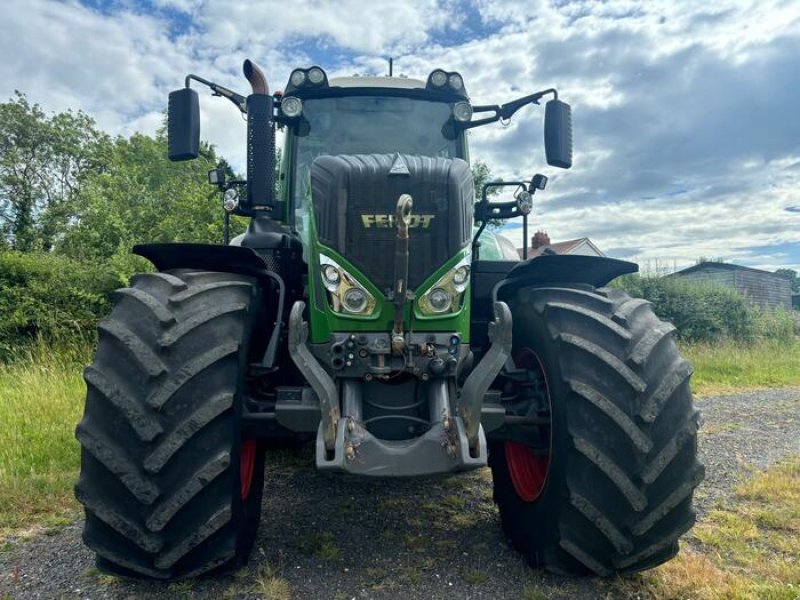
[167,88,200,161]
[311,154,474,292]
[544,99,573,169]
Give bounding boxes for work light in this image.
[453,101,473,122]
[281,96,303,118]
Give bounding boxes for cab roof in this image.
[327,76,427,90]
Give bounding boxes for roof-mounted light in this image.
[285,66,330,94]
[289,70,306,87]
[425,69,468,97]
[307,67,325,84]
[430,70,447,87]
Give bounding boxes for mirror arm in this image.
[461,88,558,130]
[185,74,247,114]
[498,88,557,119]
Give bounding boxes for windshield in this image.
[292,96,459,213]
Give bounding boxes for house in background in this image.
[673,261,792,310]
[517,230,605,259]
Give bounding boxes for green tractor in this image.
[75,59,703,579]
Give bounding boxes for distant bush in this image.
[750,306,800,342]
[614,274,800,343]
[614,274,754,342]
[0,251,122,359]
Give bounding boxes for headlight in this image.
[223,188,239,212]
[453,265,469,288]
[448,73,463,91]
[281,96,303,118]
[453,101,473,123]
[427,288,452,313]
[343,288,367,313]
[321,264,340,291]
[289,70,306,87]
[418,255,471,316]
[319,254,376,316]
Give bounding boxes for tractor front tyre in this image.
[75,269,266,579]
[489,285,704,576]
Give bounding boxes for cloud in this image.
[1,0,799,272]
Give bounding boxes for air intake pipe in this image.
[243,59,275,212]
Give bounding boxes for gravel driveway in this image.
[2,387,799,600]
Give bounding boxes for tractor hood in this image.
[310,154,474,294]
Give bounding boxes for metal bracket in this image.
[458,301,513,452]
[316,379,487,476]
[287,301,340,452]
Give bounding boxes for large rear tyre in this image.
[75,269,266,579]
[489,285,704,575]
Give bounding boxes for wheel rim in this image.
[240,440,257,500]
[505,347,552,502]
[505,441,549,502]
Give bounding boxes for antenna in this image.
[389,57,393,76]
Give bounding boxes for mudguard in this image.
[494,254,638,302]
[133,242,269,275]
[133,243,287,369]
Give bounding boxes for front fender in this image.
[133,242,289,370]
[495,254,638,302]
[133,243,269,275]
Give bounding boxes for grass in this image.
[250,562,291,600]
[614,457,800,599]
[681,338,800,396]
[0,340,90,535]
[298,530,341,561]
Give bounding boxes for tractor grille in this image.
[310,154,474,293]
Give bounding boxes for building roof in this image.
[517,237,603,259]
[674,261,784,277]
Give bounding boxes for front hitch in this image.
[391,194,413,354]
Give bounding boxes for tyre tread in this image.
[76,269,265,579]
[491,285,703,576]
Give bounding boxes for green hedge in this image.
[0,251,122,359]
[613,274,797,342]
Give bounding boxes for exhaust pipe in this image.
[243,59,269,95]
[242,59,274,211]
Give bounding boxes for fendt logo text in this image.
[361,214,436,228]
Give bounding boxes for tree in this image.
[0,92,109,251]
[59,129,245,268]
[775,268,799,293]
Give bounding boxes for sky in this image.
[1,0,799,273]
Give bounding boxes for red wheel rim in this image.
[240,440,257,500]
[506,441,549,501]
[505,347,552,502]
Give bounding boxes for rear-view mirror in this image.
[168,88,200,161]
[544,99,573,169]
